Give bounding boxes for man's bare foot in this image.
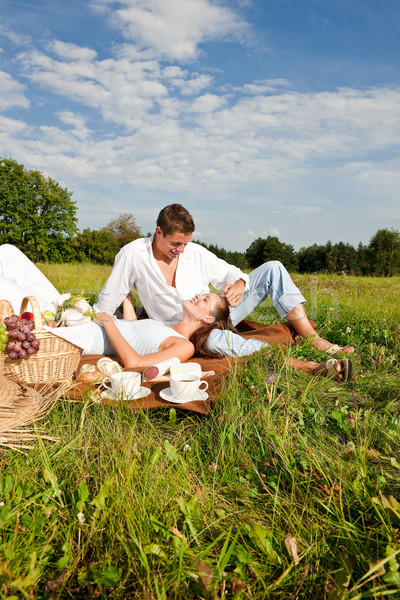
[311,338,354,356]
[313,358,353,383]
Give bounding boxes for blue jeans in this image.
[206,261,306,357]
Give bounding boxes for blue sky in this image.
[1,0,399,251]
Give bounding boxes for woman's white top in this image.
[86,319,186,356]
[44,319,186,355]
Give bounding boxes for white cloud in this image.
[93,0,247,61]
[0,24,31,46]
[49,41,98,62]
[0,70,29,110]
[56,111,91,140]
[190,93,226,113]
[0,115,28,134]
[180,74,213,96]
[239,79,289,95]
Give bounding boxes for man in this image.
[94,204,353,357]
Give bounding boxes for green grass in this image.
[1,269,400,599]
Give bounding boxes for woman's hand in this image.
[94,312,116,328]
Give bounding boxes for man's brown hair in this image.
[156,204,195,236]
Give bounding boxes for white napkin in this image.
[43,322,96,352]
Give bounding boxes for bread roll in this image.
[76,369,105,384]
[97,357,122,376]
[79,364,96,373]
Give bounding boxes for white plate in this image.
[159,387,209,404]
[100,386,151,401]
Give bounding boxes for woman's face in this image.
[182,293,221,322]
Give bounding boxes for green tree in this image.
[367,228,400,276]
[326,241,359,274]
[246,236,298,271]
[298,243,328,273]
[101,213,142,252]
[72,228,118,265]
[0,157,77,261]
[356,242,370,275]
[298,241,359,274]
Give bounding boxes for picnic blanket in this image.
[71,319,315,415]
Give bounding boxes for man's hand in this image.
[223,279,246,307]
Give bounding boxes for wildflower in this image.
[267,374,275,384]
[75,298,92,314]
[77,512,85,525]
[0,501,4,507]
[62,308,91,327]
[54,293,71,307]
[184,444,192,451]
[345,326,351,334]
[48,294,94,327]
[345,441,356,452]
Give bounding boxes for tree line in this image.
[1,157,400,275]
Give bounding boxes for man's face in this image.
[154,226,192,260]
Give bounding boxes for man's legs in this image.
[0,244,60,312]
[229,261,305,326]
[206,260,353,356]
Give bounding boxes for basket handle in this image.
[0,299,14,326]
[19,296,44,331]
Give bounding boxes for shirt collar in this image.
[143,234,154,254]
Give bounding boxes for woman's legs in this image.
[0,244,61,312]
[286,355,352,382]
[285,302,354,355]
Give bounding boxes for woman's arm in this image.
[94,313,195,368]
[122,292,137,321]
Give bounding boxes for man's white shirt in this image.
[93,235,249,324]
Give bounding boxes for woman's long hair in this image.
[189,296,238,357]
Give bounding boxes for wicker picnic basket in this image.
[0,354,43,431]
[0,296,82,385]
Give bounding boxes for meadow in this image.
[1,265,400,599]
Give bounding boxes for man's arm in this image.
[93,247,136,315]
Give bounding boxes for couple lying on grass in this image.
[1,241,353,383]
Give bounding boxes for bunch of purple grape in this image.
[3,315,40,360]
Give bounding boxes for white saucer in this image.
[159,387,209,404]
[101,386,151,401]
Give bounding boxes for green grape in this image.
[0,333,8,343]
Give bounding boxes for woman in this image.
[92,292,233,368]
[0,244,352,382]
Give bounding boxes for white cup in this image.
[103,371,141,399]
[170,373,208,401]
[170,362,202,379]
